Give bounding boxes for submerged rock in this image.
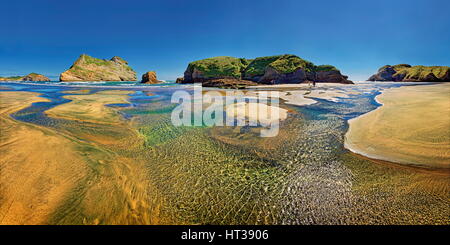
[59,54,137,81]
[141,71,162,84]
[177,54,353,87]
[368,64,450,82]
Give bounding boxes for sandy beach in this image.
[0,91,89,224]
[225,101,288,125]
[1,81,449,225]
[345,83,450,169]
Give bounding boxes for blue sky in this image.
[1,0,449,81]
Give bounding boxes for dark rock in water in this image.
[176,76,257,89]
[179,54,353,87]
[141,71,162,84]
[59,54,137,81]
[368,65,407,81]
[176,77,186,84]
[201,79,258,89]
[315,70,351,83]
[368,64,450,82]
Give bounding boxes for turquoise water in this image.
[1,80,446,225]
[0,80,427,140]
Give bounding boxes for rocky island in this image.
[141,71,162,84]
[59,54,137,81]
[368,64,450,82]
[176,54,353,88]
[0,73,50,81]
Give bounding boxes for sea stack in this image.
[141,71,162,84]
[368,64,450,82]
[176,54,353,88]
[59,54,137,81]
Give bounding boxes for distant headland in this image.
[2,55,450,85]
[368,64,450,82]
[0,73,50,82]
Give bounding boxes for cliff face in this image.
[368,64,450,82]
[59,54,137,81]
[0,73,50,81]
[177,54,352,86]
[141,71,162,84]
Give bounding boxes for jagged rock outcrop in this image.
[368,64,450,82]
[202,79,258,89]
[0,73,50,81]
[59,54,137,81]
[176,77,185,83]
[21,73,51,81]
[176,77,257,88]
[177,54,352,87]
[141,71,162,84]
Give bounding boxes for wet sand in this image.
[45,90,132,124]
[305,89,349,102]
[247,87,350,107]
[0,91,162,224]
[225,102,288,125]
[345,83,450,168]
[0,92,89,224]
[1,84,449,225]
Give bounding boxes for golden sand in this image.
[45,90,132,124]
[225,102,288,125]
[0,91,163,224]
[0,91,90,224]
[345,83,450,168]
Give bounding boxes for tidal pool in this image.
[0,81,448,225]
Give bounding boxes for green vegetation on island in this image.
[262,54,315,74]
[314,65,339,72]
[59,54,137,81]
[368,64,450,82]
[243,55,284,77]
[0,73,50,81]
[178,54,352,86]
[186,56,250,79]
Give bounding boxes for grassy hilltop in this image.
[180,54,350,86]
[59,54,137,81]
[185,54,340,79]
[368,64,450,82]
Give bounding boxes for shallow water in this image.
[0,81,448,224]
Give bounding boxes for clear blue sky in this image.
[1,0,449,81]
